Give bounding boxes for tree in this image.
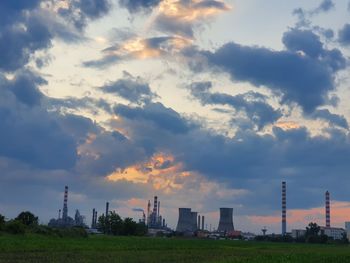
[0,214,5,230]
[306,222,320,237]
[305,222,327,243]
[15,211,38,226]
[122,217,137,235]
[109,211,123,235]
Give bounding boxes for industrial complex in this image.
[48,183,350,241]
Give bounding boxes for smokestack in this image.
[158,201,160,223]
[94,210,98,226]
[202,216,205,230]
[92,208,96,228]
[147,200,151,226]
[163,218,165,228]
[325,191,330,227]
[58,209,61,220]
[282,181,287,235]
[198,215,201,230]
[105,202,109,218]
[62,186,68,222]
[153,196,158,225]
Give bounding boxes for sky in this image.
[0,0,350,234]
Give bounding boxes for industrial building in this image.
[147,196,168,229]
[217,208,234,233]
[176,208,198,232]
[48,186,87,228]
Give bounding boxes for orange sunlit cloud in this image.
[104,36,193,60]
[275,121,300,130]
[158,0,231,22]
[107,153,193,192]
[249,201,350,228]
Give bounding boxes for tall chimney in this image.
[105,202,109,218]
[202,216,205,230]
[58,209,61,220]
[158,201,160,223]
[153,196,158,225]
[147,200,151,226]
[198,215,201,230]
[325,191,330,227]
[62,186,68,222]
[94,210,98,226]
[282,181,287,235]
[92,208,96,228]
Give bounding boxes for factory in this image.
[46,183,350,241]
[48,186,87,228]
[288,186,346,240]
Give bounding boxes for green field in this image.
[0,234,350,263]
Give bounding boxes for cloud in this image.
[154,0,230,38]
[0,72,79,170]
[309,109,349,129]
[189,82,282,129]
[186,29,346,113]
[114,102,193,135]
[119,0,162,13]
[312,0,334,14]
[56,0,111,30]
[338,24,350,46]
[293,0,335,29]
[1,70,46,107]
[100,71,158,104]
[83,36,192,68]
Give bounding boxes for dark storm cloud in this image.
[118,0,162,13]
[189,82,282,129]
[100,72,157,104]
[0,15,53,72]
[0,74,78,170]
[57,0,111,30]
[310,109,349,129]
[338,24,350,46]
[114,103,192,134]
[109,102,350,210]
[187,29,346,113]
[1,70,46,107]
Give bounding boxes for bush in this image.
[5,220,26,235]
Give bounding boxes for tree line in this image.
[0,210,147,237]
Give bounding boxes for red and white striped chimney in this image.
[282,181,286,235]
[325,191,330,227]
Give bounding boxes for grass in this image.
[0,234,350,262]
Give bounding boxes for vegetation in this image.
[97,211,147,236]
[0,234,350,263]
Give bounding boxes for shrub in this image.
[5,220,26,235]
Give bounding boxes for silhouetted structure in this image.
[282,181,287,235]
[325,191,330,227]
[176,208,198,232]
[217,208,234,233]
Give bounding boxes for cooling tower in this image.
[217,208,234,233]
[176,208,198,232]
